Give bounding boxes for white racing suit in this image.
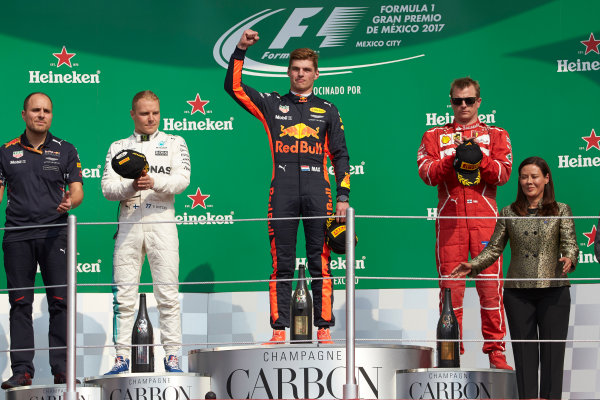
[101,130,191,358]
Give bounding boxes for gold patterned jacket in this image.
[469,202,578,289]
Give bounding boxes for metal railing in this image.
[3,209,599,399]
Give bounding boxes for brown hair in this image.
[23,92,52,110]
[511,156,559,216]
[289,48,319,70]
[132,90,159,111]
[450,77,480,98]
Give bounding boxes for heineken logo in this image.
[556,32,600,73]
[28,46,101,84]
[557,128,600,169]
[163,93,234,133]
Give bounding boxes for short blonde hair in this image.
[132,90,160,111]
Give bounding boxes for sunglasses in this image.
[451,97,478,106]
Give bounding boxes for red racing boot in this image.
[489,351,513,370]
[317,328,334,344]
[262,329,286,345]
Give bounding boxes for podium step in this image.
[396,368,517,399]
[6,384,102,400]
[85,373,210,400]
[189,344,433,399]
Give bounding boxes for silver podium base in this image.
[85,373,210,400]
[189,344,433,399]
[6,384,102,400]
[396,368,517,399]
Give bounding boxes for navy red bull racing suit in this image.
[417,121,512,354]
[225,46,350,329]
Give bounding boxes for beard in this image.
[26,121,49,135]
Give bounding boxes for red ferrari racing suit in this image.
[417,121,512,354]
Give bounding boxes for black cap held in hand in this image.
[325,218,358,254]
[111,149,149,179]
[454,140,482,186]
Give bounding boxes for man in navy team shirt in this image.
[0,92,84,388]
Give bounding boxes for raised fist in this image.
[238,29,260,50]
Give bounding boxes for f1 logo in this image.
[270,8,322,49]
[269,7,367,49]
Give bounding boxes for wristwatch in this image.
[336,195,349,202]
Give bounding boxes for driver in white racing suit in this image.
[101,90,191,374]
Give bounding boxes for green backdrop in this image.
[1,0,599,293]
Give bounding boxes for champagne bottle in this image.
[436,288,460,368]
[132,293,154,372]
[290,264,313,343]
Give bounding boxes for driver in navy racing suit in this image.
[225,29,350,344]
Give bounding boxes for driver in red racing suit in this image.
[225,29,350,344]
[417,77,513,369]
